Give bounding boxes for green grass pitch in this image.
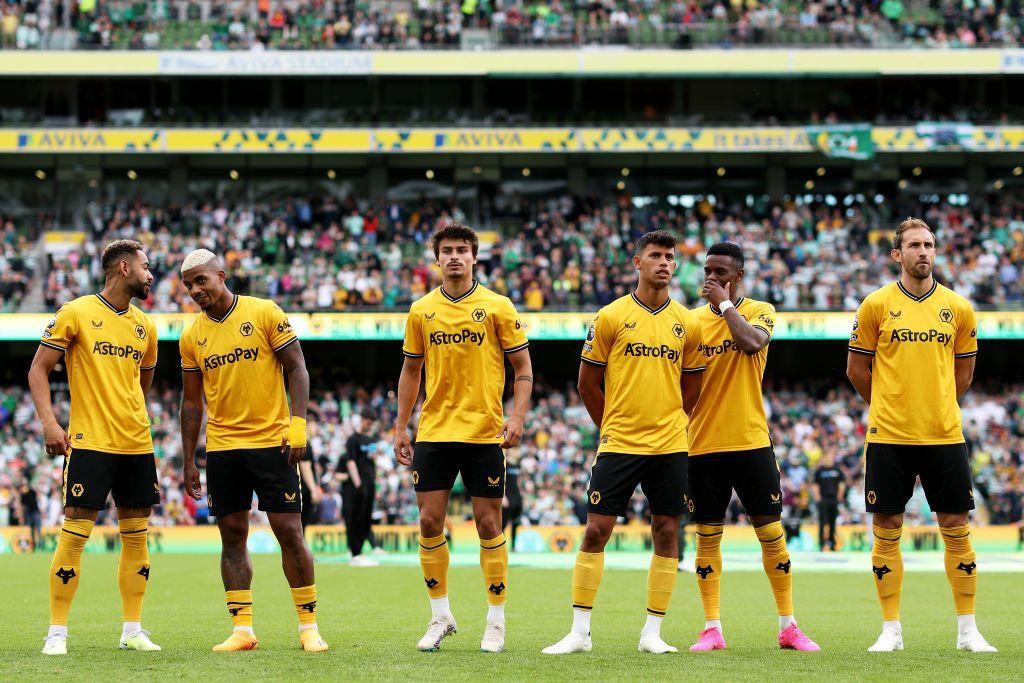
[0,554,1018,681]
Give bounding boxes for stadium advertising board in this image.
[6,126,1024,154]
[0,49,1016,77]
[4,312,1024,341]
[2,524,1017,555]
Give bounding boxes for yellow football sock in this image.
[571,551,604,611]
[694,523,723,621]
[754,521,794,617]
[117,517,151,622]
[225,589,254,628]
[419,534,449,599]
[941,525,977,616]
[871,525,904,621]
[647,554,677,616]
[49,518,94,626]
[480,534,509,605]
[291,585,318,625]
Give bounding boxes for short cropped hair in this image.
[101,240,144,276]
[635,230,677,255]
[431,223,479,258]
[707,241,745,269]
[893,217,936,250]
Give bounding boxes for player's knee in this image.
[475,514,501,540]
[419,512,446,538]
[651,519,677,549]
[581,522,612,551]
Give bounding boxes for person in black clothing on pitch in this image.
[502,448,523,551]
[343,410,379,567]
[813,452,844,551]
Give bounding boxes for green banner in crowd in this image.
[807,124,875,160]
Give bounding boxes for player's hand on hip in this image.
[702,279,731,307]
[498,416,524,448]
[183,463,203,501]
[42,421,70,457]
[285,439,305,467]
[394,430,412,466]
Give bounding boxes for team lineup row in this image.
[26,219,996,656]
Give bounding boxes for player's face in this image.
[633,243,677,289]
[182,263,227,310]
[892,227,935,280]
[703,254,743,289]
[125,250,153,300]
[437,239,476,280]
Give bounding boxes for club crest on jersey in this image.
[939,308,953,324]
[71,483,84,497]
[134,324,147,340]
[239,321,254,337]
[472,308,487,323]
[672,323,684,338]
[867,491,877,504]
[589,490,601,505]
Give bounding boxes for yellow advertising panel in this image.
[1,129,161,152]
[373,128,577,152]
[164,129,371,153]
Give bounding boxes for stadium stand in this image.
[4,1,1024,51]
[0,381,1021,532]
[4,193,1023,313]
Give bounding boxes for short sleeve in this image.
[681,315,706,373]
[40,304,77,352]
[179,330,199,372]
[954,301,978,359]
[141,317,158,371]
[848,297,879,356]
[581,310,614,367]
[497,297,529,354]
[265,301,298,352]
[402,306,424,358]
[750,301,776,341]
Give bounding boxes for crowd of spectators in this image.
[5,0,1024,51]
[1,379,1021,546]
[25,191,1024,314]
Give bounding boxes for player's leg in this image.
[636,453,687,653]
[818,504,828,551]
[207,449,259,651]
[463,444,509,653]
[544,452,642,654]
[255,446,326,652]
[111,452,162,651]
[686,453,731,651]
[922,444,996,652]
[864,443,916,652]
[737,447,819,650]
[341,482,364,563]
[44,449,110,655]
[412,442,460,651]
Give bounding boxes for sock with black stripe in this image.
[694,523,724,627]
[49,517,95,627]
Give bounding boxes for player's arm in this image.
[954,355,975,399]
[180,369,205,501]
[680,368,704,417]
[846,351,873,404]
[140,368,155,395]
[394,354,424,466]
[499,348,533,448]
[703,281,769,355]
[577,360,605,430]
[276,340,309,466]
[27,345,71,457]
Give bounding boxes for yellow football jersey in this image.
[581,293,705,455]
[688,297,775,455]
[179,295,298,451]
[403,281,529,443]
[40,294,158,454]
[849,281,977,445]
